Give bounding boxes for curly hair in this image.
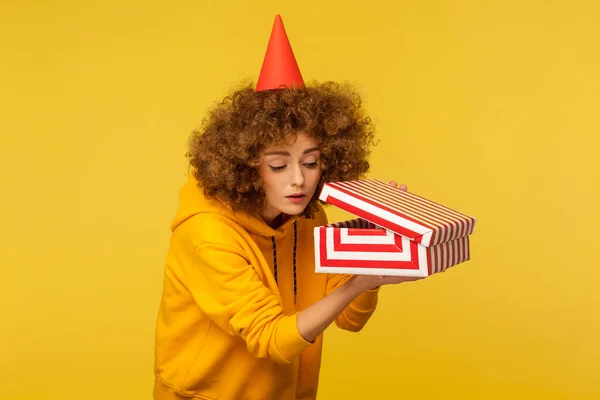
[187,80,377,219]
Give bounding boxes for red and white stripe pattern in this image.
[319,179,476,247]
[428,235,470,275]
[314,220,471,276]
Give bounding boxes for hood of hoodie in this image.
[171,172,300,239]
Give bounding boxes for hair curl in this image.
[187,80,377,219]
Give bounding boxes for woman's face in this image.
[257,132,322,225]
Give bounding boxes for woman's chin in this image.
[281,203,307,215]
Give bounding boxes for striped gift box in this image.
[314,179,476,277]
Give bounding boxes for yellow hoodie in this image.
[153,173,380,400]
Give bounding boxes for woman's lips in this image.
[286,194,306,203]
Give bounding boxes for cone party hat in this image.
[255,15,305,91]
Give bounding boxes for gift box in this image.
[314,179,476,277]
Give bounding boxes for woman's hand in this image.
[389,180,407,191]
[349,274,424,292]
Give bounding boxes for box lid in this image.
[318,178,476,247]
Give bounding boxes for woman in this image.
[153,15,420,400]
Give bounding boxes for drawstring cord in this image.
[293,220,297,304]
[271,220,298,304]
[271,236,278,284]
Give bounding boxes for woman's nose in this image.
[290,165,305,187]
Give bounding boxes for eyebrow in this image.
[263,147,320,156]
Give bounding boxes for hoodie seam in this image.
[180,319,212,392]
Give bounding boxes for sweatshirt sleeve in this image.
[189,242,313,364]
[325,273,380,332]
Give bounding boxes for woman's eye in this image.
[269,165,286,171]
[304,161,319,168]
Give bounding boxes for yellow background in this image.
[1,0,599,399]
